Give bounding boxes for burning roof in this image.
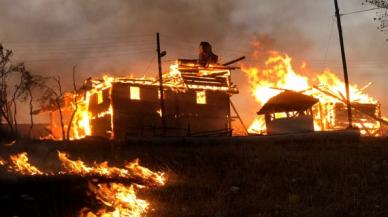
[86,60,238,94]
[257,90,318,115]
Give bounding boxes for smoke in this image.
[0,0,315,78]
[1,0,387,124]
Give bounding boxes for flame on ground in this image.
[80,183,149,217]
[58,151,165,186]
[9,152,44,175]
[57,151,165,216]
[2,152,166,217]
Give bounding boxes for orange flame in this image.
[80,183,149,217]
[9,152,44,175]
[58,151,165,186]
[243,51,383,135]
[1,152,167,217]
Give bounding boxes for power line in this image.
[15,50,153,62]
[1,33,155,44]
[5,40,154,50]
[341,7,381,16]
[142,55,156,75]
[12,46,155,55]
[320,17,336,71]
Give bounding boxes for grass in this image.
[0,137,388,216]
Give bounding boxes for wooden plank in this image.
[184,81,228,87]
[182,77,225,83]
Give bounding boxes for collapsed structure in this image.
[245,53,387,136]
[256,89,385,136]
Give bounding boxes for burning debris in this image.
[243,52,387,136]
[1,151,166,217]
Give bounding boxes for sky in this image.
[0,0,387,124]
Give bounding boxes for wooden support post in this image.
[230,99,248,135]
[334,0,353,128]
[156,32,167,136]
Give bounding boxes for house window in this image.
[130,86,140,100]
[196,91,206,104]
[97,91,103,104]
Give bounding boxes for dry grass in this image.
[1,137,388,216]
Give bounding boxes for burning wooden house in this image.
[257,90,318,135]
[66,59,239,139]
[39,41,246,140]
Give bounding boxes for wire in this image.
[142,55,156,75]
[15,50,153,62]
[341,7,381,16]
[321,17,335,71]
[12,46,155,55]
[6,40,155,51]
[2,33,155,44]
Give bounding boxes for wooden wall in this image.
[89,83,232,139]
[88,88,112,138]
[111,83,161,138]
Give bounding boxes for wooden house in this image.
[86,59,239,139]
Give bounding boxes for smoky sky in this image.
[1,0,387,123]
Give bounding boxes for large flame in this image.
[2,151,166,217]
[243,51,383,136]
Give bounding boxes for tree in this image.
[0,44,39,135]
[39,76,66,140]
[363,0,388,39]
[18,72,46,138]
[66,65,79,140]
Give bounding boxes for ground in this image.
[0,136,388,217]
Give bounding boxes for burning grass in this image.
[0,138,388,217]
[0,149,166,217]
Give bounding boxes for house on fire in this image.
[71,44,242,140]
[84,60,238,139]
[258,90,318,135]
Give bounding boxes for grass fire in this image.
[1,0,388,217]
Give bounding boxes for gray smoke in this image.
[1,0,387,124]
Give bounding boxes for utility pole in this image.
[156,32,167,135]
[334,0,353,128]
